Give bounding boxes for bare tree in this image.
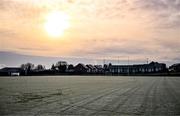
[35,64,45,71]
[20,63,35,75]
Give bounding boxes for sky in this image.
[0,0,180,68]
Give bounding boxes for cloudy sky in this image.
[0,0,180,67]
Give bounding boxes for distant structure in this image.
[2,61,180,76]
[169,63,180,72]
[94,65,104,74]
[109,61,167,75]
[86,64,97,73]
[0,67,21,76]
[74,63,88,74]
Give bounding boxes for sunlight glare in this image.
[44,11,70,37]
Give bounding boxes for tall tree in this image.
[20,63,34,75]
[35,64,45,71]
[21,63,34,71]
[51,64,56,71]
[56,61,67,73]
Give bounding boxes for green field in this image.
[0,76,180,115]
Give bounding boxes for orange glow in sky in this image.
[0,0,180,63]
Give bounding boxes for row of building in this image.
[0,61,180,76]
[109,62,167,74]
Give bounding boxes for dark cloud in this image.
[135,0,180,28]
[95,47,145,55]
[0,51,108,68]
[77,0,180,28]
[173,57,180,62]
[135,0,180,12]
[156,38,180,53]
[135,0,168,11]
[70,37,158,58]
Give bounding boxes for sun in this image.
[44,11,70,37]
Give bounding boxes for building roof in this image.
[171,63,180,67]
[110,61,166,68]
[94,65,103,69]
[75,63,88,69]
[0,67,21,72]
[86,64,95,70]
